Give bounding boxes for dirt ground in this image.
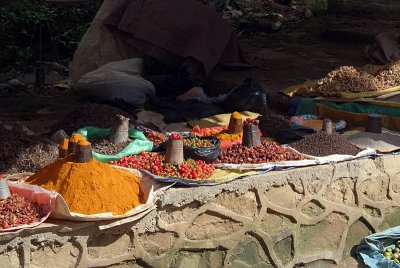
[1,0,399,135]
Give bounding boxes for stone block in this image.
[274,235,294,265]
[30,241,79,268]
[138,232,178,255]
[298,212,348,256]
[227,235,274,268]
[343,218,373,257]
[158,202,200,224]
[295,259,336,267]
[87,233,132,260]
[260,209,296,233]
[185,211,243,240]
[214,191,259,219]
[363,205,381,218]
[171,250,226,268]
[0,248,20,267]
[381,207,400,230]
[265,184,304,209]
[323,178,355,206]
[358,175,389,202]
[379,155,400,177]
[301,200,325,218]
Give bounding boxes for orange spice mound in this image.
[215,130,243,142]
[25,155,141,215]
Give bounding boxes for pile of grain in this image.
[312,66,383,97]
[290,131,360,157]
[375,60,400,89]
[89,137,131,155]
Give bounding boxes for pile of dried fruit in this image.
[0,125,58,174]
[375,60,400,89]
[312,66,383,96]
[111,152,215,180]
[382,240,400,264]
[0,194,48,229]
[184,136,215,148]
[215,140,303,164]
[142,129,167,146]
[290,131,360,157]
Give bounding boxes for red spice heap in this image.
[243,118,259,126]
[216,140,303,164]
[111,152,214,180]
[0,194,47,229]
[142,129,167,146]
[170,133,183,140]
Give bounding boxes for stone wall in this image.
[1,155,400,267]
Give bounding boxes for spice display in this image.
[243,118,259,126]
[227,111,243,134]
[376,60,400,89]
[215,131,243,142]
[170,133,183,140]
[258,114,293,135]
[347,130,400,151]
[0,125,58,174]
[215,140,303,164]
[26,155,141,215]
[111,152,215,180]
[0,194,48,229]
[89,136,131,155]
[311,66,383,96]
[184,136,215,148]
[382,241,400,264]
[142,129,167,146]
[51,103,136,135]
[290,131,360,157]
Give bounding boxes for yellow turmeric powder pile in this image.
[26,155,141,215]
[215,130,243,142]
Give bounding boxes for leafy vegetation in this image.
[0,0,102,74]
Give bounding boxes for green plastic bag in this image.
[74,126,153,163]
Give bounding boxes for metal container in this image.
[227,117,243,134]
[365,114,382,133]
[165,139,184,165]
[242,124,262,147]
[75,143,93,163]
[322,118,334,134]
[0,179,11,200]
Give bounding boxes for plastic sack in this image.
[220,77,268,113]
[76,59,156,108]
[1,181,56,232]
[357,226,400,268]
[262,127,316,144]
[75,126,153,162]
[183,135,221,163]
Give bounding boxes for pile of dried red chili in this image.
[0,194,47,229]
[111,152,214,180]
[142,129,168,146]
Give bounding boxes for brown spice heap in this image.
[375,60,400,89]
[312,66,383,96]
[257,114,293,137]
[0,126,58,174]
[89,136,131,155]
[0,194,48,229]
[290,131,360,157]
[26,155,142,215]
[51,103,136,135]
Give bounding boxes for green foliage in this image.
[0,0,101,73]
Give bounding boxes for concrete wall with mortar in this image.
[1,155,400,267]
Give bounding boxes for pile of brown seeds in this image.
[0,126,58,174]
[290,131,360,157]
[89,137,132,156]
[312,66,383,97]
[51,103,136,135]
[257,114,293,135]
[375,60,400,89]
